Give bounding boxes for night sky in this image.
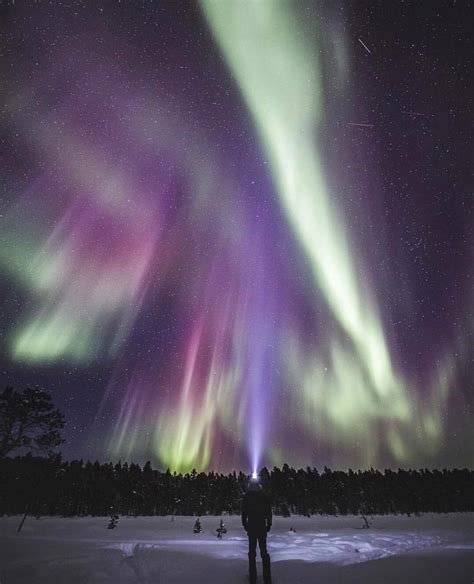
[1,1,472,473]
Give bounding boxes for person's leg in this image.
[258,533,272,584]
[248,534,257,583]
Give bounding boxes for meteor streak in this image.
[347,122,374,128]
[358,38,372,54]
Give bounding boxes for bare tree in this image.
[0,386,64,459]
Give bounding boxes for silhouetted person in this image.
[242,476,272,584]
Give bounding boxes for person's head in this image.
[248,476,261,492]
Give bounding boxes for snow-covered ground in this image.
[0,513,473,583]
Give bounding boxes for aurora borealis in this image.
[1,1,472,472]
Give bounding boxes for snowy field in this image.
[0,513,473,583]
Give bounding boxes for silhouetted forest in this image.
[0,456,472,517]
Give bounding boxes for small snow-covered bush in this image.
[216,518,227,538]
[108,508,119,530]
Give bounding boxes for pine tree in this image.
[0,387,64,459]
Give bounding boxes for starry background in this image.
[0,1,472,472]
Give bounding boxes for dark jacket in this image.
[241,490,272,535]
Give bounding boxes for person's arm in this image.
[241,495,248,531]
[265,496,272,532]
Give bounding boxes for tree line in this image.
[1,387,472,518]
[1,455,472,517]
